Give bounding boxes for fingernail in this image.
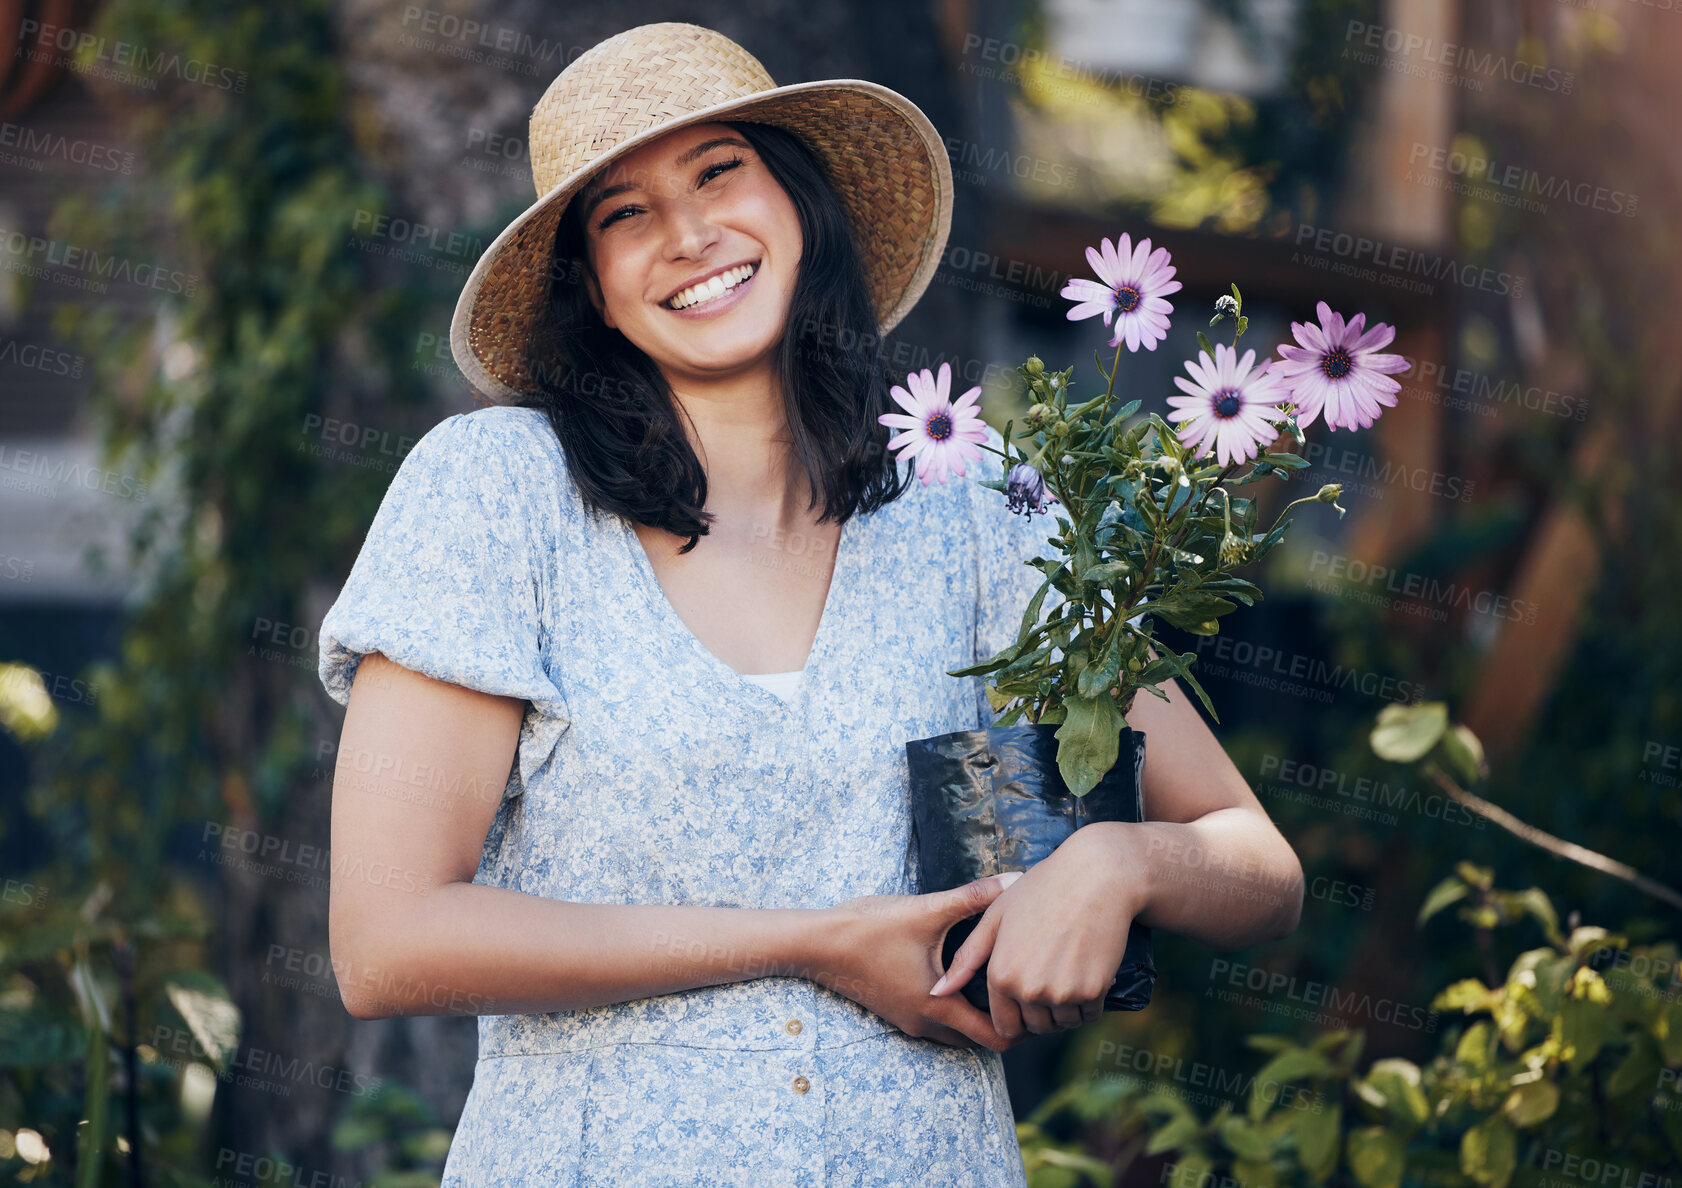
[1001,871,1024,887]
[929,974,949,995]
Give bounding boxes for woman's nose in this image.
[662,199,722,260]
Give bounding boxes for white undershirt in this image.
[739,669,803,702]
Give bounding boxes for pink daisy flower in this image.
[1268,301,1411,431]
[878,362,989,486]
[1165,343,1291,468]
[1059,233,1182,352]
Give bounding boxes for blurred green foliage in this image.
[1017,708,1682,1187]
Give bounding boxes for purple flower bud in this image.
[1005,463,1056,518]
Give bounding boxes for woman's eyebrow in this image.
[578,136,754,225]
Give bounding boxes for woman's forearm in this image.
[332,881,840,1019]
[1079,809,1304,949]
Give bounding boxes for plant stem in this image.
[1425,766,1682,912]
[1100,339,1124,420]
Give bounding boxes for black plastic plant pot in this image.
[905,724,1156,1014]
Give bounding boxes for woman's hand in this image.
[927,825,1143,1041]
[814,873,1025,1052]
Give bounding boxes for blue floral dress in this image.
[317,405,1055,1186]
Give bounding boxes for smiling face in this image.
[574,122,803,389]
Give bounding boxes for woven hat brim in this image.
[449,79,954,405]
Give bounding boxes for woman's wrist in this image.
[1059,820,1157,923]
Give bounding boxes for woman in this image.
[318,22,1305,1186]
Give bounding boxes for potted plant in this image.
[882,233,1412,1013]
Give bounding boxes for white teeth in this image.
[667,263,756,309]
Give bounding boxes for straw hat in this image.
[449,21,956,405]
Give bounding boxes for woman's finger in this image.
[1050,1002,1086,1030]
[929,903,1002,996]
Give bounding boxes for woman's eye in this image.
[700,156,744,185]
[593,157,742,231]
[596,205,640,231]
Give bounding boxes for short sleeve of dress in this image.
[969,423,1145,729]
[317,411,562,712]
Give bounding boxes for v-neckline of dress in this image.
[618,510,861,711]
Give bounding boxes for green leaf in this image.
[1077,630,1128,700]
[1148,593,1239,631]
[1370,701,1449,762]
[1055,690,1125,798]
[1455,1021,1495,1070]
[1164,1154,1214,1188]
[1254,1048,1334,1093]
[165,972,242,1076]
[76,1021,110,1188]
[1079,560,1133,584]
[1197,331,1214,358]
[1145,1113,1201,1156]
[1360,1058,1429,1132]
[1459,1114,1517,1188]
[1500,1080,1558,1128]
[1217,1115,1274,1162]
[1439,724,1487,785]
[1433,979,1493,1014]
[1418,877,1471,926]
[1232,1158,1277,1188]
[1662,998,1682,1065]
[1554,1000,1606,1075]
[1605,1036,1661,1098]
[1293,1102,1341,1184]
[1512,888,1563,948]
[1347,1126,1405,1188]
